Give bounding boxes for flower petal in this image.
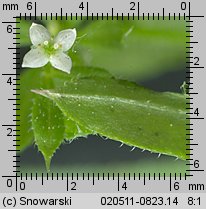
[30,23,51,46]
[54,28,76,51]
[22,48,49,68]
[50,52,72,73]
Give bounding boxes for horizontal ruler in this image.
[5,1,203,21]
[2,172,205,193]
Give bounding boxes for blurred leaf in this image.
[17,20,32,46]
[33,67,188,161]
[40,18,86,36]
[70,18,187,81]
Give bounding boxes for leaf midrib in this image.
[44,91,186,116]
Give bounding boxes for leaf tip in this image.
[31,89,56,101]
[31,89,61,100]
[44,155,52,172]
[31,89,50,96]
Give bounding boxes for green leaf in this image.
[30,66,112,169]
[29,67,64,171]
[32,96,65,171]
[31,66,113,169]
[33,68,188,160]
[19,66,92,168]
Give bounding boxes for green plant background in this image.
[18,17,188,174]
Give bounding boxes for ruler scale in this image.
[1,0,206,208]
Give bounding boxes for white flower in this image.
[22,23,76,73]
